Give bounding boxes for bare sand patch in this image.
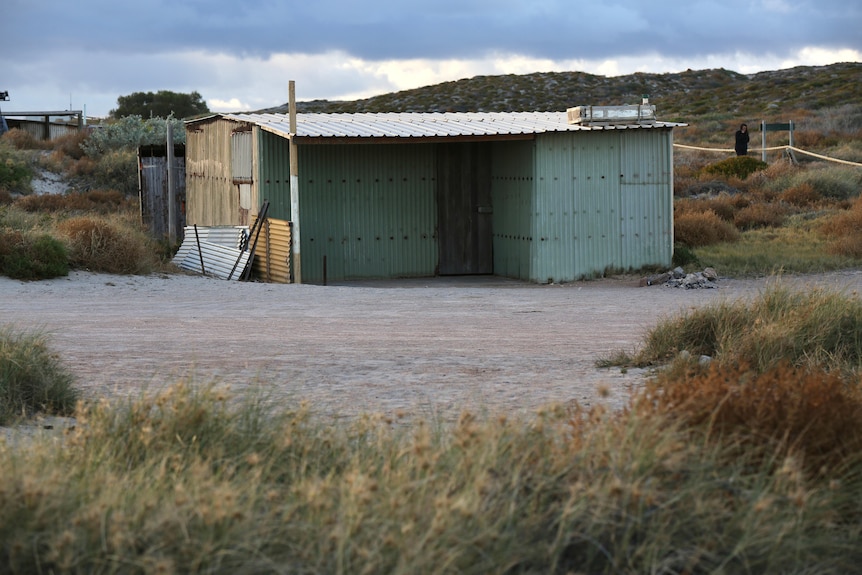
[3,269,861,421]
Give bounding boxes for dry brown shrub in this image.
[828,235,862,258]
[728,194,751,209]
[57,216,155,274]
[676,196,737,221]
[0,187,13,205]
[747,161,800,192]
[780,183,823,207]
[0,229,24,258]
[793,130,826,148]
[821,197,862,257]
[49,132,88,160]
[15,193,69,212]
[673,172,700,197]
[0,128,48,150]
[635,362,862,474]
[703,196,738,221]
[674,209,740,247]
[67,156,97,177]
[41,150,71,173]
[733,202,788,230]
[14,189,133,214]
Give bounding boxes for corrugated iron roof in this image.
[191,111,683,140]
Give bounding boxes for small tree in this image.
[110,90,209,119]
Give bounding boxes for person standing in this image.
[735,123,750,156]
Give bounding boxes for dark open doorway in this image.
[436,143,493,275]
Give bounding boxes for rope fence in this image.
[673,143,862,167]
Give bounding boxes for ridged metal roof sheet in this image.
[206,111,682,140]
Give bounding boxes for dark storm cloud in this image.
[5,0,860,62]
[1,0,859,116]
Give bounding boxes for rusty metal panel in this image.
[185,117,245,226]
[252,218,292,283]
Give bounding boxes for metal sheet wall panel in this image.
[618,129,674,269]
[298,143,438,283]
[186,117,243,226]
[231,130,254,181]
[490,140,535,281]
[257,130,292,220]
[530,132,622,282]
[5,120,79,141]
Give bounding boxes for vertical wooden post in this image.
[289,80,301,284]
[761,120,767,163]
[166,122,177,245]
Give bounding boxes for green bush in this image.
[760,164,862,201]
[797,166,862,200]
[80,115,185,158]
[0,232,69,280]
[0,140,33,194]
[0,325,79,425]
[672,242,700,267]
[701,156,768,180]
[90,149,138,196]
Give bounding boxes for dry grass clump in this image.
[673,208,740,247]
[15,189,134,214]
[636,283,862,376]
[636,362,862,475]
[3,378,862,573]
[821,196,862,257]
[0,325,78,425]
[57,215,159,274]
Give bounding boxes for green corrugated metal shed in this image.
[185,110,681,284]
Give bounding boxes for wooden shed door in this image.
[436,143,493,275]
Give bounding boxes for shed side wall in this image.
[530,130,673,282]
[618,129,674,269]
[186,118,241,226]
[298,143,438,283]
[490,140,535,281]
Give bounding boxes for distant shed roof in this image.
[188,111,684,144]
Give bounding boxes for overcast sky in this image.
[2,0,860,118]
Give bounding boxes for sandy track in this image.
[3,270,861,421]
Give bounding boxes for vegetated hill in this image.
[267,62,861,124]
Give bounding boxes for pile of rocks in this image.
[639,267,719,289]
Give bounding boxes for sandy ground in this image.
[3,269,862,422]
